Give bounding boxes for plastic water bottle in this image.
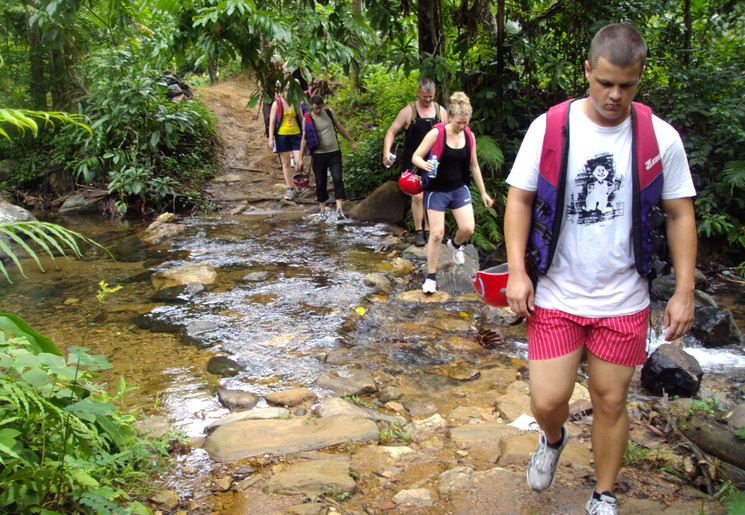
[427,155,439,178]
[291,155,296,168]
[385,154,396,169]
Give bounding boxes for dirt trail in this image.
[195,75,312,210]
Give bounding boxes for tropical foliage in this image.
[0,0,743,258]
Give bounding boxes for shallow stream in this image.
[2,207,744,501]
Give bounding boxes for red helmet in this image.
[470,263,509,307]
[292,173,310,189]
[398,170,422,195]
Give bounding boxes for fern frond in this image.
[476,135,505,173]
[722,160,745,190]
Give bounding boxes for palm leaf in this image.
[476,135,505,173]
[0,222,113,283]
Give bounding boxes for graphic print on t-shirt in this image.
[566,152,625,225]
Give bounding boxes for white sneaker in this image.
[283,188,294,200]
[422,278,437,294]
[336,210,347,223]
[586,492,618,514]
[447,239,465,265]
[526,426,568,492]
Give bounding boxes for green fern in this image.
[0,108,91,140]
[722,160,745,190]
[476,134,505,176]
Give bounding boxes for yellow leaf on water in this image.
[354,306,366,316]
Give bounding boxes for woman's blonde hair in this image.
[448,91,472,118]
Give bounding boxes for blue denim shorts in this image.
[275,133,301,153]
[424,186,472,212]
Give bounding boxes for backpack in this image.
[409,102,442,126]
[304,108,337,155]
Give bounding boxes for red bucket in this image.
[470,263,509,307]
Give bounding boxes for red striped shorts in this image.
[526,306,649,366]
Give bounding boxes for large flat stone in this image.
[203,415,380,462]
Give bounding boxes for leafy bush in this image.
[2,47,219,215]
[0,311,167,514]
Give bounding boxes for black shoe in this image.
[413,230,426,247]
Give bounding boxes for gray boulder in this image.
[348,180,408,225]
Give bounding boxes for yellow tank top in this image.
[277,104,300,135]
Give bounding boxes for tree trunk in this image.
[26,0,47,110]
[417,0,447,101]
[679,413,745,471]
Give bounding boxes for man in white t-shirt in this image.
[504,24,697,515]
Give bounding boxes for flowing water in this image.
[2,208,745,502]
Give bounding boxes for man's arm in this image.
[267,101,278,150]
[661,196,697,341]
[383,105,412,166]
[504,186,536,317]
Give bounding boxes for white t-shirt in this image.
[507,101,696,316]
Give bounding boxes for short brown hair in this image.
[588,23,647,69]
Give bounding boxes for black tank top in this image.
[426,143,469,192]
[401,105,439,171]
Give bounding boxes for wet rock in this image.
[347,180,407,225]
[143,222,186,245]
[448,405,495,424]
[686,306,743,347]
[150,284,190,302]
[641,343,703,397]
[110,236,147,263]
[391,487,437,507]
[401,399,438,418]
[724,404,745,430]
[429,360,480,381]
[203,416,379,462]
[134,415,172,439]
[364,272,394,293]
[405,413,447,443]
[151,262,217,290]
[205,407,290,435]
[180,320,221,348]
[213,476,232,492]
[206,355,243,377]
[0,202,37,264]
[493,380,532,422]
[132,312,182,333]
[449,423,520,463]
[397,289,450,303]
[285,502,328,515]
[294,407,307,416]
[149,489,179,510]
[242,271,271,282]
[58,189,108,214]
[263,459,356,496]
[265,388,318,407]
[217,388,260,410]
[313,397,405,424]
[316,369,377,397]
[379,385,403,403]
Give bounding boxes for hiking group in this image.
[261,23,697,515]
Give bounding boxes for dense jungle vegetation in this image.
[0,2,744,510]
[1,0,744,266]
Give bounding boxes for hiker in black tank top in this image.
[400,108,440,172]
[383,79,448,247]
